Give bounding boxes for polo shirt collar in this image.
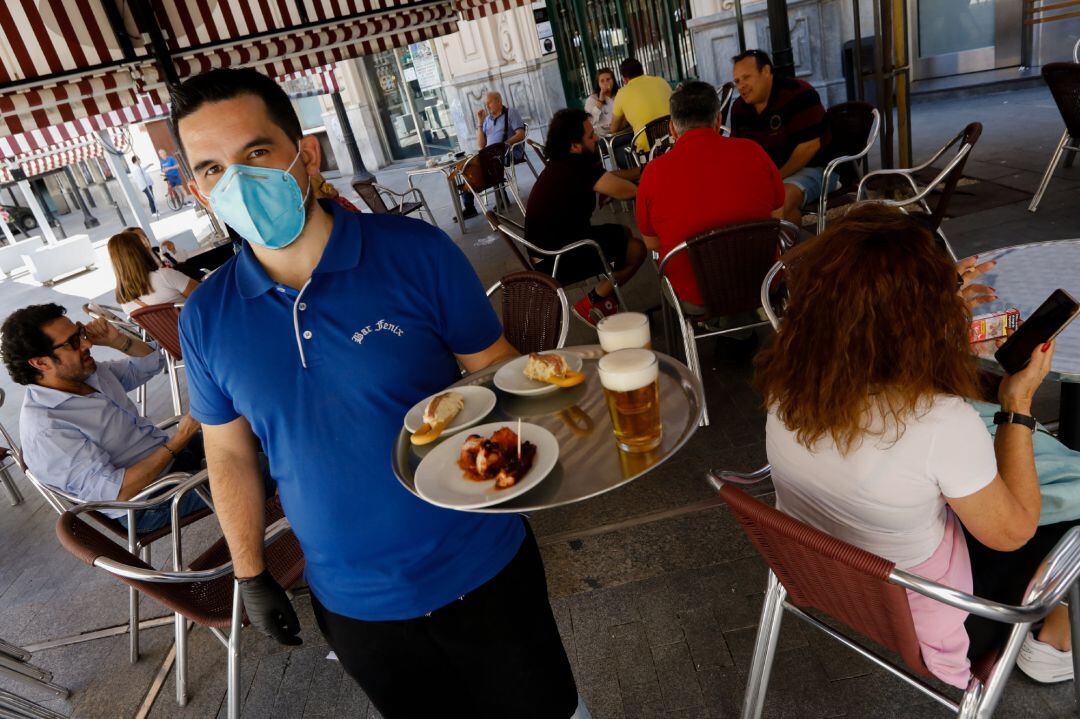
[235,199,363,299]
[675,127,719,146]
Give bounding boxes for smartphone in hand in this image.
[994,289,1080,374]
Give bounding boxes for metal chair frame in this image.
[486,212,627,310]
[356,181,436,224]
[460,150,527,217]
[599,129,634,171]
[1029,38,1080,213]
[0,636,69,710]
[707,466,1080,718]
[504,123,541,187]
[486,274,570,352]
[60,477,292,719]
[0,390,23,506]
[2,409,213,677]
[129,303,186,416]
[855,125,981,262]
[759,260,785,331]
[815,106,881,233]
[717,82,735,126]
[657,220,800,427]
[627,115,672,167]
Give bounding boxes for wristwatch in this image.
[993,410,1037,431]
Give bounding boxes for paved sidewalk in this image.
[0,85,1076,718]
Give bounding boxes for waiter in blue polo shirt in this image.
[172,68,585,719]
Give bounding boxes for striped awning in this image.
[0,0,529,136]
[279,67,343,99]
[0,128,130,184]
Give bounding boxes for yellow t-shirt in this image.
[612,75,673,151]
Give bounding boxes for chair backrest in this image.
[352,180,390,214]
[924,122,982,230]
[643,114,671,148]
[486,211,535,272]
[55,496,302,629]
[717,82,735,126]
[824,101,878,187]
[683,219,798,318]
[716,482,931,678]
[129,303,183,360]
[487,271,568,354]
[1042,62,1080,140]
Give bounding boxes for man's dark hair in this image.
[1,303,66,385]
[170,67,303,152]
[670,81,721,132]
[731,49,773,72]
[130,156,139,164]
[619,58,644,80]
[545,108,591,162]
[593,68,619,99]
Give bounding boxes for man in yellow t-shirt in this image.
[610,58,673,161]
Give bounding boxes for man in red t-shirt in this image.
[636,80,784,317]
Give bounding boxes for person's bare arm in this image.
[85,316,154,358]
[476,109,488,150]
[202,416,267,578]
[507,128,526,145]
[180,279,199,298]
[611,167,641,182]
[777,138,821,179]
[457,336,519,374]
[117,414,201,500]
[610,114,627,133]
[946,342,1053,550]
[641,234,660,252]
[594,172,637,200]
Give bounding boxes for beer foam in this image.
[598,349,659,392]
[597,312,650,352]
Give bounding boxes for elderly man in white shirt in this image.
[129,155,159,217]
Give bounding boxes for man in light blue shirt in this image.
[458,90,526,219]
[1,304,203,529]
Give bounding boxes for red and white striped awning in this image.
[279,67,343,99]
[0,128,131,184]
[0,0,530,136]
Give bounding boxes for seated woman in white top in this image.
[754,203,1076,688]
[108,230,198,315]
[584,68,618,136]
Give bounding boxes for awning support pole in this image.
[13,172,58,244]
[63,166,100,229]
[331,92,376,183]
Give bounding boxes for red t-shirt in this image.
[636,128,785,307]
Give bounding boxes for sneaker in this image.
[572,294,619,326]
[1016,632,1073,683]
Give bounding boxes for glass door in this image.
[364,42,460,161]
[911,0,1023,80]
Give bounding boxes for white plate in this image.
[403,386,497,436]
[415,422,559,510]
[492,352,584,396]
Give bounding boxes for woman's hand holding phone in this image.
[998,340,1055,415]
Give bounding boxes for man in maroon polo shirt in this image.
[636,80,784,321]
[730,50,833,225]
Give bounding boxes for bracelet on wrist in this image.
[119,335,133,353]
[992,410,1036,432]
[163,444,177,459]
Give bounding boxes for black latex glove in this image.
[237,570,302,646]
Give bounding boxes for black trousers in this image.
[142,187,157,214]
[965,519,1078,660]
[311,522,578,719]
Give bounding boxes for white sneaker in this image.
[1016,632,1074,683]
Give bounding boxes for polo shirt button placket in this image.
[303,330,312,340]
[298,302,307,311]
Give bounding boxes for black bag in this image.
[501,110,526,165]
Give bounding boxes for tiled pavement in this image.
[1,84,1079,717]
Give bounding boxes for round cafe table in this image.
[392,345,705,513]
[969,239,1080,449]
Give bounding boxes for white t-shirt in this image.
[766,395,998,568]
[119,267,191,314]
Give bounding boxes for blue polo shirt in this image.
[178,201,524,621]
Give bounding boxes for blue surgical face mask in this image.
[209,148,310,250]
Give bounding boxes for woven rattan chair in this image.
[1030,42,1080,212]
[628,114,672,167]
[0,390,23,506]
[484,211,627,310]
[707,467,1080,718]
[8,409,213,667]
[486,271,569,354]
[56,481,303,718]
[658,220,799,426]
[129,303,185,415]
[854,123,982,261]
[351,179,435,224]
[812,102,880,233]
[717,82,735,129]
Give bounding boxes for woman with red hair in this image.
[755,203,1075,687]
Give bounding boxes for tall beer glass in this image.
[596,312,651,353]
[598,349,662,453]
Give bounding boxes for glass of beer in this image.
[596,312,651,353]
[598,349,662,453]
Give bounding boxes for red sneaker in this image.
[573,294,620,326]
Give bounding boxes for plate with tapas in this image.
[404,387,497,445]
[414,422,559,509]
[492,352,585,397]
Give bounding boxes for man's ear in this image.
[27,356,51,375]
[668,118,679,141]
[188,179,211,210]
[298,134,322,179]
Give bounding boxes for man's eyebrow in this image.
[191,136,276,173]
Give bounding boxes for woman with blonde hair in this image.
[108,231,198,314]
[756,203,1076,687]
